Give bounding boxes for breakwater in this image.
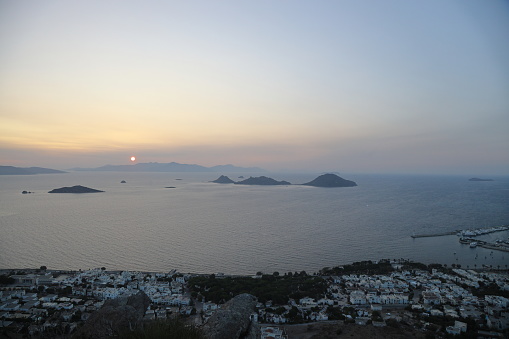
[411,231,457,238]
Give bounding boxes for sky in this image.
[1,1,508,175]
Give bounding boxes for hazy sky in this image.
[1,1,508,174]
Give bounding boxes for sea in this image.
[0,172,508,275]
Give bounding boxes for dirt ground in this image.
[277,321,427,339]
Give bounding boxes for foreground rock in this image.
[201,293,258,339]
[235,176,291,185]
[211,175,235,184]
[48,185,104,193]
[302,173,357,187]
[73,291,150,339]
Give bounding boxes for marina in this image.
[412,225,509,253]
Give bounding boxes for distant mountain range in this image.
[70,162,266,173]
[0,166,66,175]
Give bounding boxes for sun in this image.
[130,156,136,162]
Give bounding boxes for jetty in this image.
[411,231,457,238]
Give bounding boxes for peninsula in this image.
[48,185,104,193]
[0,166,66,175]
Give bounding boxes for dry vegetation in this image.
[281,322,427,339]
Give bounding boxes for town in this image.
[1,259,508,338]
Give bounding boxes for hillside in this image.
[0,166,66,175]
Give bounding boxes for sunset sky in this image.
[1,1,508,174]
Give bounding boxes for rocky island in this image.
[469,177,494,182]
[210,173,357,187]
[235,176,291,185]
[302,173,357,187]
[211,175,235,184]
[48,185,104,193]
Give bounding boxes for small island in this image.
[302,173,357,187]
[235,176,291,185]
[120,180,126,183]
[468,178,494,182]
[211,175,235,184]
[48,185,104,193]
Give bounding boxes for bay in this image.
[0,172,508,274]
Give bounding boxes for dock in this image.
[411,231,457,238]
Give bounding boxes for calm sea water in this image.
[0,172,508,274]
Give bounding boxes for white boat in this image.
[470,242,477,248]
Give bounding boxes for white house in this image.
[350,290,366,305]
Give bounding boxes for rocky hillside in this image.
[72,291,150,338]
[201,293,258,339]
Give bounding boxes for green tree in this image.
[0,275,14,285]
